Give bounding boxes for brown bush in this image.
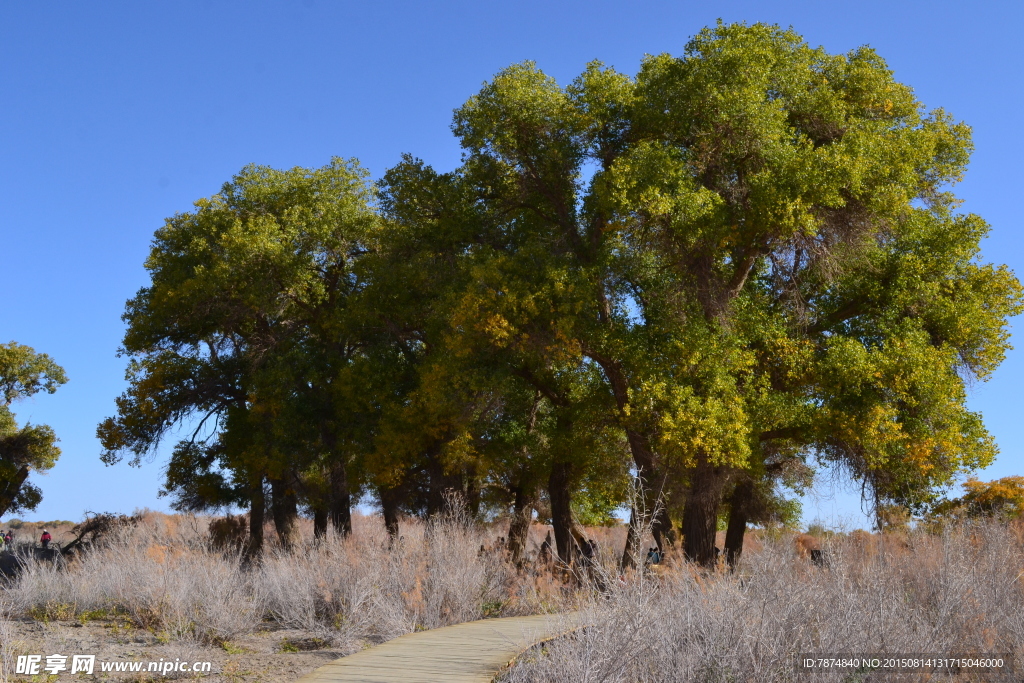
[793,533,820,558]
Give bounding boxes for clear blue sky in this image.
[2,0,1021,528]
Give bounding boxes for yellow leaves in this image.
[480,313,514,346]
[936,477,1024,520]
[904,438,937,476]
[439,429,478,467]
[547,328,583,363]
[630,377,751,470]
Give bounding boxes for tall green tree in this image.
[384,21,1022,566]
[0,342,67,518]
[100,22,1021,570]
[99,158,379,553]
[377,150,634,562]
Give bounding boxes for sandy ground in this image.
[4,613,359,682]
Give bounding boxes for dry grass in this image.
[501,521,1024,683]
[0,510,574,657]
[257,512,546,646]
[6,512,260,643]
[7,511,1022,682]
[0,601,14,683]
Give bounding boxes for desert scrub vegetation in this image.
[501,520,1024,683]
[0,602,14,683]
[0,510,571,655]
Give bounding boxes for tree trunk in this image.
[319,422,352,537]
[507,392,542,567]
[549,461,581,565]
[464,463,480,518]
[507,484,535,566]
[652,505,677,552]
[270,475,299,549]
[681,459,727,567]
[619,497,673,571]
[619,442,665,570]
[313,506,328,541]
[724,478,752,570]
[587,356,664,571]
[245,478,265,562]
[0,465,29,519]
[380,486,401,539]
[425,442,460,517]
[620,504,642,571]
[329,460,352,536]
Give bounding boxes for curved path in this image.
[296,614,571,683]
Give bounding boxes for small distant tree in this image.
[0,342,67,518]
[875,504,912,532]
[930,476,1024,522]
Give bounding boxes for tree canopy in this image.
[100,21,1022,565]
[929,476,1024,522]
[0,341,67,518]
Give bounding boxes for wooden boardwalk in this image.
[296,614,568,683]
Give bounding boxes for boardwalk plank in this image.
[295,614,565,683]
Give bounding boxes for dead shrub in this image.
[5,511,572,651]
[9,521,261,642]
[502,521,1024,683]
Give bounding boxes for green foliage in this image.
[98,22,1022,556]
[99,158,381,519]
[0,342,66,404]
[28,601,76,623]
[0,342,67,518]
[219,641,255,655]
[805,522,829,537]
[571,486,625,527]
[1,519,73,528]
[726,482,803,531]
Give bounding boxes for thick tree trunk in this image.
[549,461,582,565]
[313,506,328,541]
[619,498,674,571]
[682,459,727,567]
[724,478,752,570]
[304,463,330,541]
[319,422,352,537]
[425,442,461,517]
[0,465,30,520]
[270,475,299,549]
[507,484,535,566]
[506,392,541,566]
[245,478,265,562]
[379,486,401,539]
[329,460,352,537]
[652,505,677,552]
